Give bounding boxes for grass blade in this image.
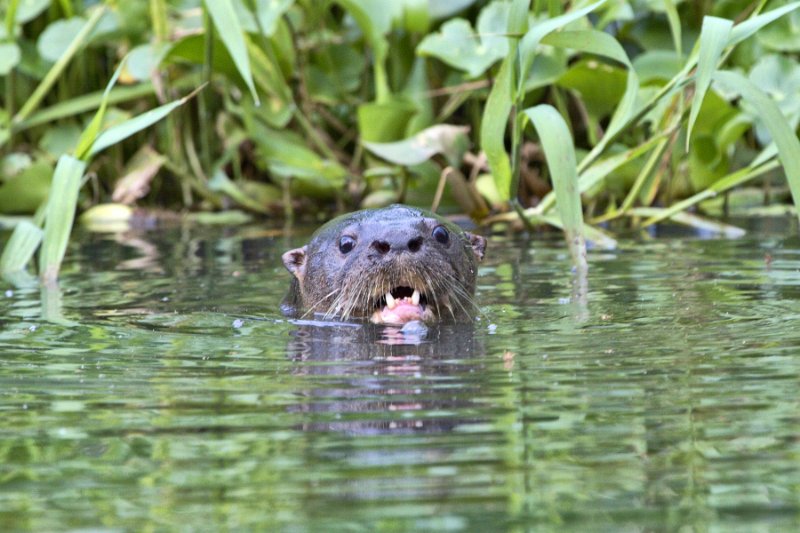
[522,104,587,268]
[203,0,259,104]
[541,28,638,169]
[88,85,205,157]
[11,6,106,128]
[481,55,515,200]
[39,155,86,283]
[729,1,800,46]
[0,221,43,274]
[714,70,800,221]
[75,55,128,160]
[686,16,732,150]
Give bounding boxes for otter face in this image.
[282,205,487,324]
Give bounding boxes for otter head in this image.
[281,205,487,325]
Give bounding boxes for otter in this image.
[281,205,487,325]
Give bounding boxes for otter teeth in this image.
[385,292,397,309]
[411,289,420,305]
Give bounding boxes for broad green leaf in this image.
[357,100,417,142]
[363,125,469,166]
[480,54,514,200]
[0,221,43,274]
[126,43,171,81]
[88,86,203,157]
[745,54,800,145]
[14,0,50,24]
[0,43,21,75]
[37,17,86,62]
[39,123,81,158]
[203,0,260,104]
[428,0,476,19]
[714,69,800,221]
[522,105,586,266]
[687,16,732,150]
[417,1,510,78]
[249,123,346,188]
[0,160,52,214]
[39,155,85,283]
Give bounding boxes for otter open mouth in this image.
[371,286,430,325]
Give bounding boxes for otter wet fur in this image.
[281,205,487,325]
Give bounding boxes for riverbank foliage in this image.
[2,0,800,278]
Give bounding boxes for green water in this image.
[1,221,799,531]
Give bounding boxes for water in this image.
[1,220,799,531]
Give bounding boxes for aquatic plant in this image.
[2,0,800,281]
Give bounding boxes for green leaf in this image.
[233,0,293,36]
[0,221,43,274]
[730,1,800,46]
[88,86,203,157]
[335,0,392,102]
[517,0,606,95]
[417,1,510,78]
[39,155,85,283]
[522,105,585,266]
[0,42,21,75]
[363,125,469,166]
[0,160,52,214]
[203,0,260,104]
[75,55,128,160]
[14,0,50,25]
[357,100,418,142]
[480,54,514,201]
[713,69,800,222]
[687,16,732,150]
[37,17,86,62]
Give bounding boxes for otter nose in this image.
[371,236,424,254]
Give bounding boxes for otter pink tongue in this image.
[375,299,424,324]
[371,290,424,324]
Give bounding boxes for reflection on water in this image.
[1,221,799,531]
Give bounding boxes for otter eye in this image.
[339,235,356,254]
[432,225,450,245]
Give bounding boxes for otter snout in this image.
[370,235,424,255]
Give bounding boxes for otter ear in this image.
[466,233,487,261]
[282,246,308,281]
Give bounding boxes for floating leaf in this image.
[363,125,469,166]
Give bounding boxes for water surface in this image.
[1,220,798,531]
